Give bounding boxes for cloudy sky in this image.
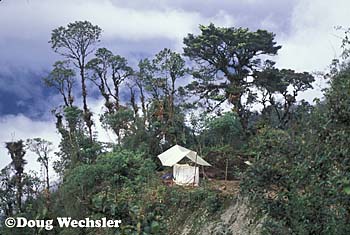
[0,0,349,175]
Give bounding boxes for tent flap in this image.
[173,164,199,186]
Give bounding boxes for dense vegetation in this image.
[1,21,350,234]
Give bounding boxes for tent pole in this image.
[225,157,228,185]
[193,152,198,186]
[199,144,205,178]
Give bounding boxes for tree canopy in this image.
[184,23,282,131]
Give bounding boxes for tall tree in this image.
[136,48,187,146]
[5,140,27,213]
[153,48,187,134]
[50,21,102,142]
[87,47,133,112]
[87,47,134,143]
[53,106,102,175]
[26,138,53,195]
[183,23,281,132]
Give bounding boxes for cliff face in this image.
[169,196,265,235]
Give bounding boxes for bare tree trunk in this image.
[137,82,147,125]
[129,86,139,119]
[16,173,22,213]
[45,164,51,211]
[80,66,93,142]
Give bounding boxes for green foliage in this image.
[184,23,281,130]
[339,26,350,59]
[5,140,27,213]
[50,21,101,58]
[203,112,242,147]
[26,138,53,164]
[0,170,43,235]
[138,48,187,100]
[86,47,134,140]
[325,65,350,124]
[241,65,350,234]
[255,67,315,128]
[57,149,161,234]
[135,48,188,148]
[53,106,103,175]
[6,19,350,235]
[100,107,135,141]
[6,141,27,176]
[50,20,102,141]
[0,166,16,217]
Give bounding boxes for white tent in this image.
[173,164,199,186]
[157,145,211,186]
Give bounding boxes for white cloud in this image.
[0,0,232,42]
[0,97,121,177]
[0,0,237,69]
[274,0,350,102]
[276,0,348,72]
[0,114,60,177]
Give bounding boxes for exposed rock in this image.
[178,196,265,235]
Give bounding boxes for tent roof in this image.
[157,145,211,167]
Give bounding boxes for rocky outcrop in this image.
[178,197,265,235]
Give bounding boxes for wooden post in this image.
[198,143,204,181]
[193,152,198,186]
[225,158,228,185]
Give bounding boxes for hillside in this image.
[2,18,350,235]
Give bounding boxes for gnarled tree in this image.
[5,140,27,213]
[255,66,314,128]
[26,138,53,210]
[137,48,187,146]
[87,47,134,143]
[50,21,102,142]
[43,60,75,107]
[183,23,281,133]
